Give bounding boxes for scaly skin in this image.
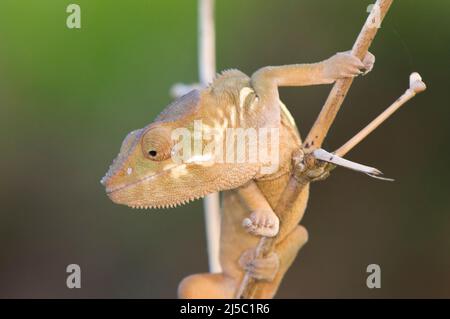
[102,51,375,298]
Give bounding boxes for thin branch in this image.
[335,72,426,157]
[198,0,222,274]
[303,0,394,151]
[235,154,311,298]
[236,0,394,298]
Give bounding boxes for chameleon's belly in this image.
[219,99,307,280]
[219,174,310,279]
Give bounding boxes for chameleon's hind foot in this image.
[242,210,279,237]
[239,249,280,282]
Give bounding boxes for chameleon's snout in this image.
[100,158,128,195]
[100,174,108,187]
[100,172,120,196]
[101,173,134,206]
[100,128,147,204]
[100,168,122,192]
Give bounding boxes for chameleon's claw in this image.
[324,51,375,80]
[239,249,280,282]
[242,210,279,237]
[361,51,375,75]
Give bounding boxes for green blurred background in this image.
[0,0,449,298]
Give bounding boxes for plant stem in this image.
[304,0,394,151]
[198,0,222,274]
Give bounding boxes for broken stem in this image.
[335,72,426,157]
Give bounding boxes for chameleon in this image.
[101,50,375,298]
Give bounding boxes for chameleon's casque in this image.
[101,70,272,209]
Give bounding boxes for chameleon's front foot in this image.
[323,51,375,81]
[242,210,280,237]
[239,248,280,282]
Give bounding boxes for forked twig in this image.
[313,72,426,181]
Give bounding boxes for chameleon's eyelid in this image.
[141,128,172,162]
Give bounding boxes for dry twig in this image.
[335,72,426,157]
[303,0,394,151]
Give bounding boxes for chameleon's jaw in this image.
[103,162,259,210]
[105,186,202,210]
[103,163,218,209]
[106,184,209,209]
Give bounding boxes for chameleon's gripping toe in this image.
[242,210,280,237]
[239,249,280,282]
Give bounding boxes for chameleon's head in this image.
[101,89,262,209]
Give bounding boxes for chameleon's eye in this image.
[141,126,172,161]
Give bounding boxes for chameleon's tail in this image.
[178,273,236,299]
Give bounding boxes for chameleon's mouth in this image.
[103,163,220,209]
[103,153,260,209]
[104,169,168,195]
